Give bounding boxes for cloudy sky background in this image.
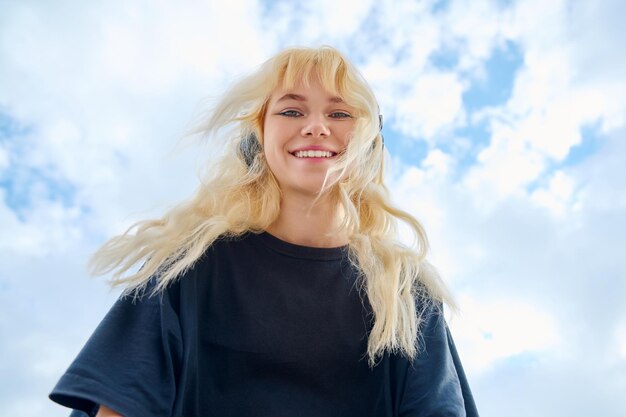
[1,0,625,416]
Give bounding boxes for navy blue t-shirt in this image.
[50,231,479,416]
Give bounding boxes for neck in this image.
[266,191,348,248]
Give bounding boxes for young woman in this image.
[50,46,479,417]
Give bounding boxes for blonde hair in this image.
[89,45,456,367]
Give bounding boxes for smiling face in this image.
[262,77,356,197]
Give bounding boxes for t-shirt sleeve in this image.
[399,302,479,417]
[49,280,182,417]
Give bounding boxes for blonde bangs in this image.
[281,51,339,91]
[270,48,365,116]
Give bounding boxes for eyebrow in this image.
[276,93,344,104]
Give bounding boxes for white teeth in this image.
[293,150,334,158]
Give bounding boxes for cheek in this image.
[261,134,286,177]
[262,121,286,151]
[338,124,355,147]
[262,133,284,161]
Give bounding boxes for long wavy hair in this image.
[89,45,456,367]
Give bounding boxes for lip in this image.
[288,145,339,161]
[289,145,338,155]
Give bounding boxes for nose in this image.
[301,115,330,138]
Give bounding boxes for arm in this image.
[49,278,182,416]
[399,302,479,416]
[96,404,124,417]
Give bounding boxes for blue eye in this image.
[329,112,352,119]
[279,110,302,117]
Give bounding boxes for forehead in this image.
[271,91,345,105]
[269,80,345,106]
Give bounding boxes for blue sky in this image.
[1,1,625,416]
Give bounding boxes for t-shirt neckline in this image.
[255,231,348,261]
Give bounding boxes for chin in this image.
[284,181,334,197]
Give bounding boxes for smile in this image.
[291,150,336,158]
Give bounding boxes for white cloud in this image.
[618,323,626,360]
[1,0,626,416]
[389,122,626,388]
[0,0,277,253]
[393,71,465,141]
[530,170,580,217]
[422,148,454,178]
[264,0,376,42]
[0,144,9,170]
[442,0,511,72]
[463,133,546,206]
[2,203,83,256]
[449,294,559,374]
[460,0,626,209]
